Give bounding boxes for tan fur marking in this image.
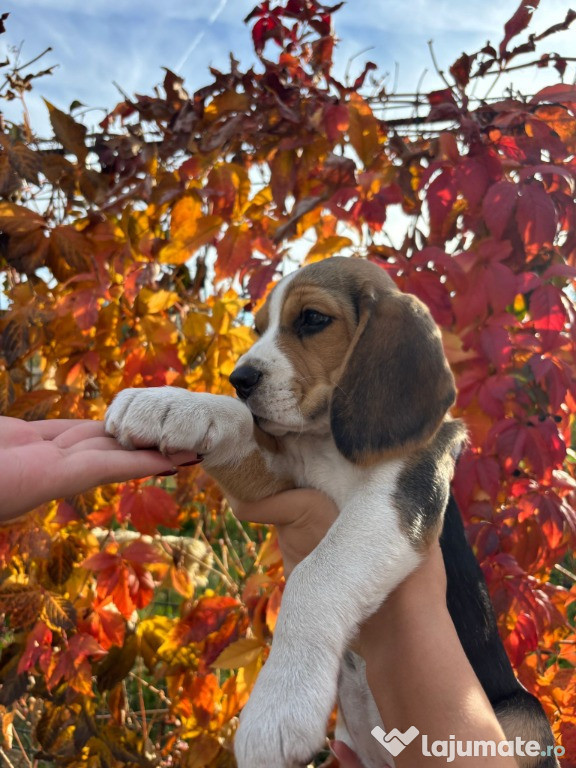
[272,269,362,424]
[254,301,270,336]
[210,449,293,503]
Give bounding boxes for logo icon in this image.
[371,725,420,757]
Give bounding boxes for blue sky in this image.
[1,0,573,136]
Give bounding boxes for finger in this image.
[30,419,101,441]
[166,450,202,466]
[232,488,335,526]
[51,421,109,448]
[66,435,199,467]
[0,416,41,445]
[64,447,181,489]
[329,740,368,768]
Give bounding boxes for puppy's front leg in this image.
[105,387,291,501]
[234,463,423,768]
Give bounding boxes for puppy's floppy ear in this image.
[331,282,456,463]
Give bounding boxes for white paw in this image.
[105,387,252,458]
[234,655,337,768]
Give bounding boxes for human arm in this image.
[0,417,198,523]
[233,490,517,768]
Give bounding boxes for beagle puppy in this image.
[105,257,556,768]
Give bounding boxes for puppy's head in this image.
[230,257,456,461]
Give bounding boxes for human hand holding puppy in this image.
[234,490,516,768]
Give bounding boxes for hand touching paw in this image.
[105,387,252,460]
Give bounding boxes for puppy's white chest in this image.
[280,436,366,506]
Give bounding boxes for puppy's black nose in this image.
[230,365,262,400]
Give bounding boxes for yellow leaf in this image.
[245,185,273,220]
[160,215,222,264]
[306,235,353,263]
[204,91,249,119]
[236,651,264,693]
[140,315,178,347]
[255,529,282,568]
[348,94,380,167]
[170,194,203,241]
[212,637,264,669]
[136,288,180,315]
[0,706,14,749]
[137,616,175,671]
[182,311,211,340]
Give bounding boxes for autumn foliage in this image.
[0,0,576,764]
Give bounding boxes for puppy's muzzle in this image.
[230,364,262,400]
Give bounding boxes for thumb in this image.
[231,488,326,526]
[329,740,370,768]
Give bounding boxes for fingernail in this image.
[328,740,341,758]
[329,740,359,762]
[179,458,203,467]
[156,469,178,477]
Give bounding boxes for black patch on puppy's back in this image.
[393,419,467,548]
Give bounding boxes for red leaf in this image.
[490,418,565,479]
[82,549,156,618]
[426,168,457,244]
[201,611,248,673]
[215,225,253,280]
[79,603,126,650]
[505,612,538,667]
[516,183,557,254]
[353,61,377,90]
[482,180,518,239]
[252,15,281,54]
[479,325,513,368]
[477,374,518,418]
[178,596,239,645]
[529,354,570,410]
[450,53,473,88]
[122,539,166,565]
[530,284,567,350]
[403,270,453,327]
[17,622,53,674]
[244,259,281,301]
[455,157,491,211]
[453,451,501,504]
[82,551,120,572]
[119,484,179,535]
[499,0,540,58]
[47,633,106,693]
[529,83,576,107]
[427,89,457,106]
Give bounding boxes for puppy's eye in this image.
[297,309,332,336]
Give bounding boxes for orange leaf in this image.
[215,224,253,279]
[265,585,283,633]
[190,673,219,728]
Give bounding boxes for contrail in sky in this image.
[175,0,230,73]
